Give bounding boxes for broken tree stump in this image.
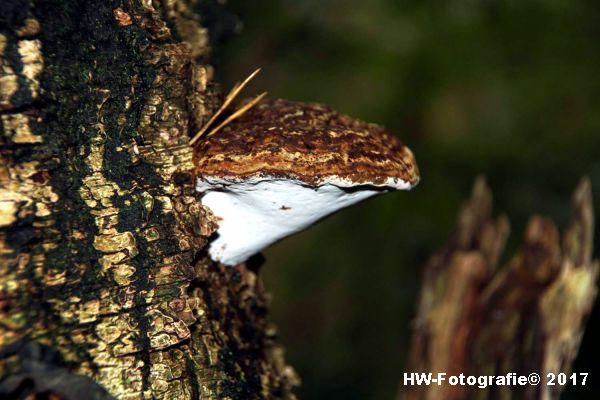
[401,177,598,400]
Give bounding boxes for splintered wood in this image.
[401,176,598,400]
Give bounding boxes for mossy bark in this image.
[0,1,297,398]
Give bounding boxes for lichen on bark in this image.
[0,1,297,399]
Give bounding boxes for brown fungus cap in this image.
[194,99,419,187]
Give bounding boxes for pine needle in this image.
[190,68,262,146]
[204,92,268,139]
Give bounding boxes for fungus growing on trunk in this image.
[194,99,419,265]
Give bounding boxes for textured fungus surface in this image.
[194,99,419,187]
[194,98,420,266]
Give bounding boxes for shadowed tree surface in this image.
[0,1,296,398]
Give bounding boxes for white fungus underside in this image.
[197,176,414,266]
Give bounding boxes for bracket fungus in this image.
[194,98,419,266]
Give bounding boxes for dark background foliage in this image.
[215,1,600,398]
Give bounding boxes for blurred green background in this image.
[214,1,600,399]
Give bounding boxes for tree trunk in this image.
[401,177,598,400]
[0,1,297,399]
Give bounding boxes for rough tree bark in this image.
[401,177,598,400]
[0,1,297,399]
